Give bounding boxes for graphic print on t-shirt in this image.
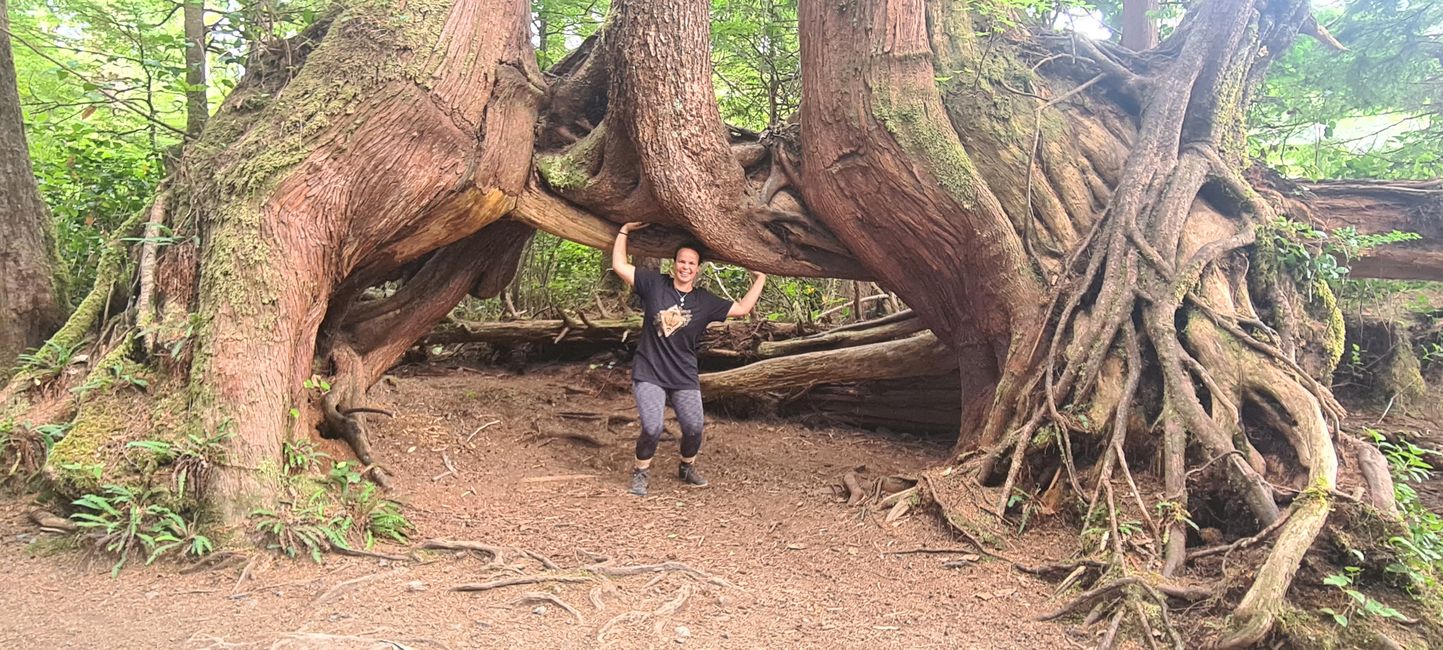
[657,304,692,337]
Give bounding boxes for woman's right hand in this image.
[620,222,649,234]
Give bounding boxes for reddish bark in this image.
[796,0,1043,420]
[165,0,544,520]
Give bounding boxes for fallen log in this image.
[1251,170,1443,281]
[756,312,925,358]
[701,331,957,399]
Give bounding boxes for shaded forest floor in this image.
[0,362,1088,649]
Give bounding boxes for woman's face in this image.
[674,248,701,284]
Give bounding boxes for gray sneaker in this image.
[678,462,709,487]
[629,468,649,496]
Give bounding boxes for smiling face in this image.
[673,247,701,287]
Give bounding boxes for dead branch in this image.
[28,509,78,533]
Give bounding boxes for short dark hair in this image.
[674,242,706,264]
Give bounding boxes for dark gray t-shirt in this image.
[632,268,733,390]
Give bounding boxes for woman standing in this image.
[611,222,767,496]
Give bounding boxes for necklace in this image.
[674,285,691,306]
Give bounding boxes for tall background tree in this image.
[0,0,63,373]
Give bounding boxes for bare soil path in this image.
[0,363,1080,649]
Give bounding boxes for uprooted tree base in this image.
[4,0,1443,646]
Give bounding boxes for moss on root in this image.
[536,124,605,191]
[1314,280,1346,376]
[43,335,195,510]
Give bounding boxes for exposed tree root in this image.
[28,509,77,534]
[512,591,586,624]
[320,388,393,491]
[451,574,583,592]
[421,538,558,571]
[312,568,403,606]
[1039,577,1185,650]
[595,585,694,643]
[585,561,738,590]
[329,544,414,563]
[269,632,447,650]
[901,0,1364,644]
[1186,509,1294,562]
[430,537,737,595]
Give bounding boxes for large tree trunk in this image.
[3,0,545,525]
[186,0,542,523]
[0,0,63,372]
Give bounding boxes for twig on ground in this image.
[464,420,502,444]
[519,474,597,484]
[430,450,458,482]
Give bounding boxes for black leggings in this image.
[633,381,705,460]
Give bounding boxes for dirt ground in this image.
[0,363,1089,649]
